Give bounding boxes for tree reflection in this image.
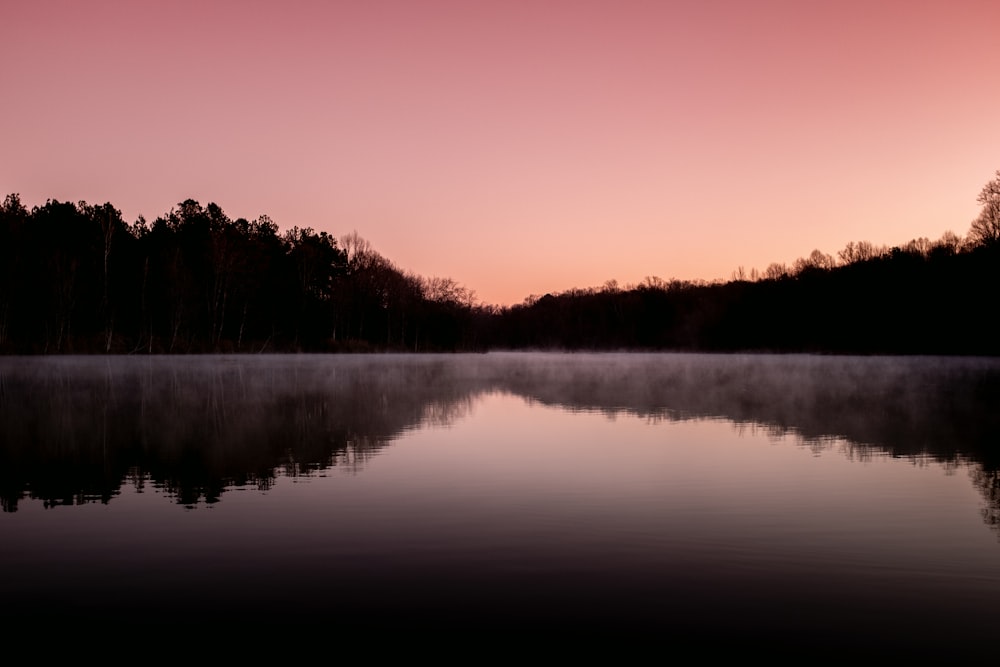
[0,356,487,511]
[2,354,999,528]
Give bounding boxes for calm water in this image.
[2,353,1000,651]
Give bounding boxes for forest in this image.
[2,171,999,355]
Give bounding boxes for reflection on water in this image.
[1,353,1000,650]
[0,355,483,510]
[3,353,998,514]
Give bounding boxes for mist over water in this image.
[2,353,999,651]
[4,353,995,510]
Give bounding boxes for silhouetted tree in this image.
[837,240,885,264]
[0,194,29,349]
[969,170,1000,246]
[763,263,789,280]
[283,226,347,346]
[793,249,835,274]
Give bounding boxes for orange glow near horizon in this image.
[3,0,999,305]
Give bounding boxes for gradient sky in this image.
[3,0,999,305]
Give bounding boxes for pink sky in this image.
[3,0,999,305]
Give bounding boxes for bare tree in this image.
[838,240,885,265]
[793,249,835,274]
[764,263,789,280]
[902,237,932,257]
[641,275,668,291]
[339,230,374,269]
[932,230,964,254]
[422,276,476,307]
[969,170,1000,246]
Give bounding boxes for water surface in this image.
[2,353,999,653]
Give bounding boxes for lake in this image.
[2,353,1000,653]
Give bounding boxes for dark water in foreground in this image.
[2,353,1000,651]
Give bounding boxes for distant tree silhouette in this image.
[793,249,835,274]
[0,194,29,349]
[969,170,1000,246]
[763,263,789,280]
[838,241,882,264]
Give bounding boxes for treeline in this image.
[489,234,999,354]
[3,170,1000,354]
[0,195,484,353]
[488,170,1000,354]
